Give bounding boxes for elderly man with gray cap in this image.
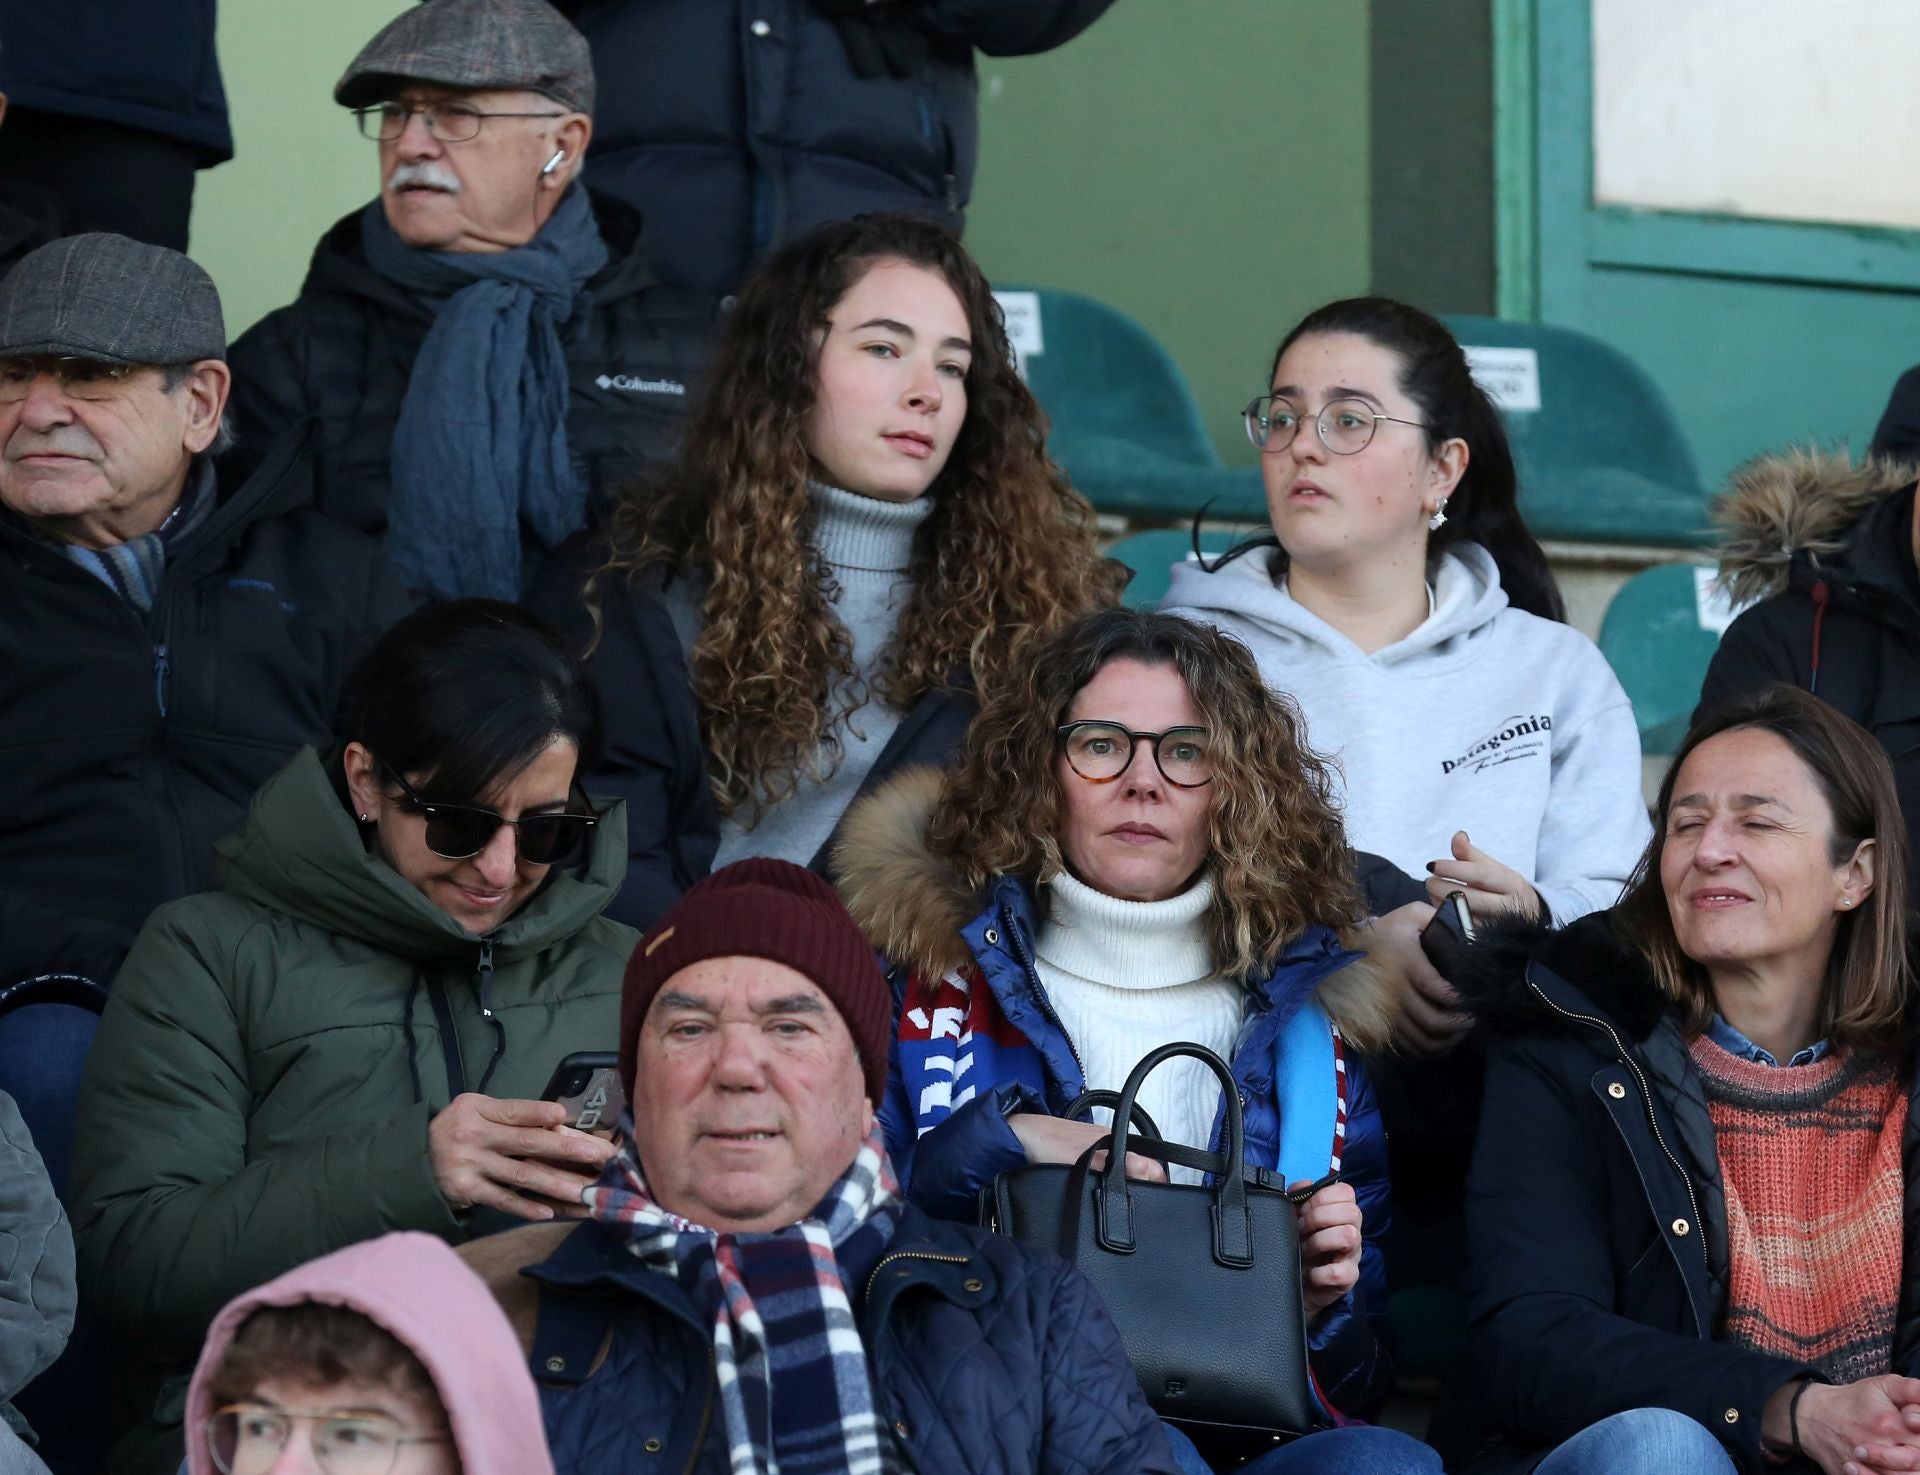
[226,0,711,604]
[0,234,410,1018]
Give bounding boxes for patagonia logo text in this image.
[1441,714,1552,776]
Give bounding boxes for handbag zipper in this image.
[1526,977,1708,1330]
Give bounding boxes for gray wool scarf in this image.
[361,184,608,599]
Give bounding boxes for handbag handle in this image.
[1100,1042,1253,1268]
[1062,1089,1163,1142]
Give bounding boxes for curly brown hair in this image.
[927,608,1365,979]
[594,214,1120,819]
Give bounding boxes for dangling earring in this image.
[1427,502,1448,531]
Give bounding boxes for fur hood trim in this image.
[1449,910,1672,1044]
[1714,447,1916,606]
[834,768,1400,1053]
[835,767,979,982]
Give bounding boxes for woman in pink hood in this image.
[182,1233,553,1475]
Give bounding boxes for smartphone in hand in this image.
[1419,890,1476,979]
[540,1051,626,1130]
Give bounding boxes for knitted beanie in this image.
[619,858,890,1103]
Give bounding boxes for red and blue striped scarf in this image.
[585,1124,905,1475]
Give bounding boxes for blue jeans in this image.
[1164,1422,1443,1475]
[0,1001,99,1199]
[1532,1408,1738,1475]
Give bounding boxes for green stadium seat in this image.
[1444,316,1713,548]
[1105,528,1250,609]
[1597,563,1730,754]
[995,285,1265,521]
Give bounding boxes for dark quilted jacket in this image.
[223,191,713,562]
[550,0,1115,294]
[523,1206,1180,1475]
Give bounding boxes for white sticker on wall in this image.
[1462,345,1543,414]
[993,290,1044,379]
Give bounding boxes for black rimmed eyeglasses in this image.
[374,756,597,865]
[1243,395,1428,456]
[1056,722,1214,788]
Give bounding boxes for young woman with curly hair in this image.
[835,608,1439,1474]
[547,213,1120,926]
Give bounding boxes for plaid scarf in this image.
[585,1121,905,1475]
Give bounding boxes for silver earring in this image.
[358,812,372,823]
[1427,504,1448,531]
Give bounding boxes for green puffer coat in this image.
[70,746,635,1473]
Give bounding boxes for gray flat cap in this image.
[0,234,226,364]
[336,0,595,116]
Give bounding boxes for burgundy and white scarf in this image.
[584,1123,905,1475]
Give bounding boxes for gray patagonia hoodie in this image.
[1163,541,1650,924]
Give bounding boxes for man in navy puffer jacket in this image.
[459,859,1178,1475]
[548,0,1116,294]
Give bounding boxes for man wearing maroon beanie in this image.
[472,855,1177,1475]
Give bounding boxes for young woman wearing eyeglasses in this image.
[1162,298,1649,1058]
[835,609,1439,1472]
[71,600,632,1475]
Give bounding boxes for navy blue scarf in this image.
[361,184,608,599]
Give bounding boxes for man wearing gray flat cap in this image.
[0,235,411,1015]
[226,0,712,604]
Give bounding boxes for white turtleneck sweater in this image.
[1033,871,1246,1184]
[662,480,932,869]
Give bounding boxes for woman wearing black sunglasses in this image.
[70,600,634,1475]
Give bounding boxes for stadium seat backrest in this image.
[997,285,1220,467]
[1597,563,1729,754]
[1444,315,1712,547]
[1107,528,1249,610]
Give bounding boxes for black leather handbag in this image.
[984,1042,1326,1450]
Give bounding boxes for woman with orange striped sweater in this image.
[1448,685,1920,1475]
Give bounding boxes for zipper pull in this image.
[476,937,495,1018]
[152,642,172,716]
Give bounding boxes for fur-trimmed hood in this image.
[1448,909,1674,1044]
[834,767,1400,1053]
[1713,446,1917,607]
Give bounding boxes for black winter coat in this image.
[0,0,229,159]
[1443,913,1920,1475]
[532,548,974,929]
[223,192,713,564]
[514,1207,1180,1475]
[550,0,1116,294]
[1697,452,1920,900]
[0,431,413,990]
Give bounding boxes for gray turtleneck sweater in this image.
[662,480,932,868]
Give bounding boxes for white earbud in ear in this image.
[541,149,567,177]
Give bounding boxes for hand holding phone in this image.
[540,1051,626,1131]
[1419,889,1476,980]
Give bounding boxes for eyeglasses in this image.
[1057,721,1214,788]
[207,1404,448,1475]
[355,101,565,142]
[374,756,597,865]
[1243,395,1428,456]
[0,356,140,403]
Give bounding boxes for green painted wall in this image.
[965,3,1372,466]
[192,2,409,337]
[193,1,1373,470]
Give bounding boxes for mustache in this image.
[5,427,102,462]
[385,161,462,195]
